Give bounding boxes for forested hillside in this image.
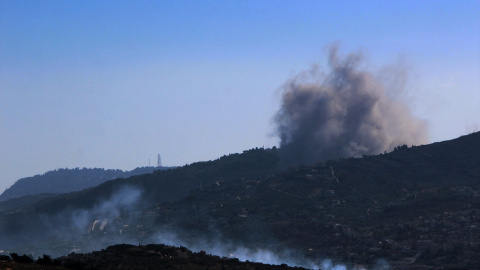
[0,133,479,269]
[0,147,281,251]
[147,132,480,269]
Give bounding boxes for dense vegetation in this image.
[0,147,281,249]
[0,244,306,270]
[0,133,479,269]
[147,132,480,269]
[30,147,280,213]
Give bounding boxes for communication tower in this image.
[157,154,162,167]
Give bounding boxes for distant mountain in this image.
[0,166,173,202]
[0,133,479,269]
[0,147,281,251]
[13,147,280,215]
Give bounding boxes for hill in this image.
[0,147,281,252]
[147,132,480,268]
[0,243,307,270]
[0,166,172,202]
[0,133,479,269]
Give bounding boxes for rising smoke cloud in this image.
[274,45,428,165]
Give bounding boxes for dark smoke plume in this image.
[274,45,428,165]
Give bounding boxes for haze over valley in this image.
[1,1,479,269]
[1,132,479,269]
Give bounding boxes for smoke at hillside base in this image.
[154,229,387,270]
[0,185,143,256]
[274,45,428,165]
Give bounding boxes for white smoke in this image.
[154,229,390,270]
[69,185,142,232]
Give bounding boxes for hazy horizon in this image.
[1,1,479,192]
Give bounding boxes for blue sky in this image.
[1,1,479,191]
